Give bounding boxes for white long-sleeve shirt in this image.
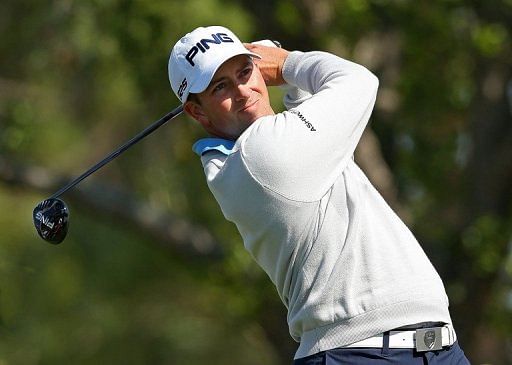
[193,51,452,359]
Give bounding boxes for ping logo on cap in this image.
[186,33,234,66]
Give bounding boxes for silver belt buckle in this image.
[415,327,443,352]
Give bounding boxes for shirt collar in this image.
[192,138,236,156]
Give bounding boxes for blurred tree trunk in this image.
[453,61,512,364]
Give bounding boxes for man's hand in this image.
[244,42,290,87]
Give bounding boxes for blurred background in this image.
[1,0,511,364]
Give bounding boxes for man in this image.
[168,25,470,364]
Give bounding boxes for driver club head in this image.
[33,198,69,244]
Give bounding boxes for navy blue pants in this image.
[293,342,470,364]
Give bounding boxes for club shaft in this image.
[50,105,184,199]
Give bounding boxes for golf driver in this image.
[33,104,184,244]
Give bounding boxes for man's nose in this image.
[234,83,251,100]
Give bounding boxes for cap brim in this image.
[189,51,261,96]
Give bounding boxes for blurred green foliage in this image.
[1,0,511,364]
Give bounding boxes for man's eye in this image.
[241,68,252,77]
[213,82,225,92]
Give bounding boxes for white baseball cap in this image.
[168,26,260,103]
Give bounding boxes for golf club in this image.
[33,104,184,244]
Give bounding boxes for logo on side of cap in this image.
[185,32,234,66]
[178,78,188,99]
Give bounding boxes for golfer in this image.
[168,25,470,364]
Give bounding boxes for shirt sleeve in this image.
[280,83,312,110]
[238,51,379,202]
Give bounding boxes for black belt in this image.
[393,321,447,331]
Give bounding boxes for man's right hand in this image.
[244,42,290,87]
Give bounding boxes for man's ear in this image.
[184,100,210,129]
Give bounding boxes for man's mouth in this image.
[239,99,259,112]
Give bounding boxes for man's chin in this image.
[239,114,264,128]
[238,108,272,123]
